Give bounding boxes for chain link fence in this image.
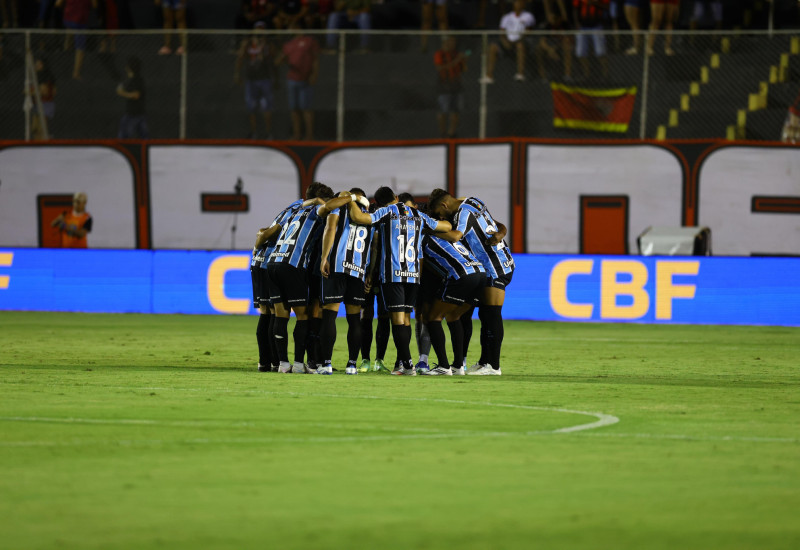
[1,28,798,142]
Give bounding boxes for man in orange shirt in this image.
[51,192,92,248]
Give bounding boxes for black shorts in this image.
[418,270,443,308]
[321,274,365,306]
[489,270,513,291]
[308,273,322,302]
[380,282,418,313]
[250,265,271,308]
[266,263,309,307]
[440,272,486,306]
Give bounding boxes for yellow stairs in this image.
[656,51,722,140]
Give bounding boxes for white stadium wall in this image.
[0,141,797,256]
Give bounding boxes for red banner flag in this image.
[551,82,638,133]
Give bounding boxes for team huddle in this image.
[250,182,515,376]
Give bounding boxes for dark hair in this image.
[349,187,366,197]
[428,188,450,212]
[416,202,429,214]
[126,56,142,77]
[398,192,414,205]
[316,184,334,200]
[306,181,322,199]
[374,186,396,207]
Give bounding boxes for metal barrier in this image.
[1,28,798,142]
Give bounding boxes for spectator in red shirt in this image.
[434,36,467,138]
[276,20,320,140]
[55,0,96,80]
[573,0,609,80]
[782,90,800,143]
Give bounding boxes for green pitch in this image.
[1,311,799,550]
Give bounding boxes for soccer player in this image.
[318,188,374,375]
[428,189,514,375]
[251,182,326,372]
[347,186,452,376]
[419,233,487,375]
[399,193,432,374]
[265,186,352,373]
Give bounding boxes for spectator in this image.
[420,0,448,53]
[156,0,187,55]
[325,0,371,53]
[536,8,573,82]
[623,0,645,55]
[689,0,723,48]
[235,22,276,139]
[29,57,57,140]
[302,0,332,29]
[51,192,92,248]
[782,88,800,144]
[273,0,305,29]
[55,0,96,80]
[1,0,18,27]
[480,0,535,83]
[434,36,467,138]
[98,0,120,53]
[236,0,278,29]
[573,0,610,80]
[647,0,679,56]
[116,56,148,138]
[276,20,319,140]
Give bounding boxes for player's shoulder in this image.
[461,197,485,211]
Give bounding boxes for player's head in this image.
[428,188,454,219]
[398,193,416,208]
[374,186,397,207]
[349,187,367,199]
[316,184,335,200]
[73,192,87,213]
[350,187,370,209]
[306,181,323,199]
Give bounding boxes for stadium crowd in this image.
[250,183,514,376]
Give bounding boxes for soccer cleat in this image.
[466,362,486,374]
[391,365,417,376]
[452,366,466,376]
[277,361,292,373]
[467,364,502,376]
[304,364,318,374]
[291,362,307,373]
[373,358,390,373]
[426,366,453,376]
[316,364,333,375]
[345,365,358,375]
[415,360,430,374]
[257,363,270,372]
[358,359,371,373]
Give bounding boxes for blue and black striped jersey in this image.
[369,203,440,284]
[267,203,325,270]
[423,234,486,280]
[453,197,514,279]
[326,204,374,280]
[255,199,305,269]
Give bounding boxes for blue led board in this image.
[0,250,798,326]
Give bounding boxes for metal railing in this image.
[2,28,798,142]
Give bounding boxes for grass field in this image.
[1,311,799,550]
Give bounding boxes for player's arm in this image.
[364,236,379,292]
[347,200,374,225]
[319,211,340,278]
[318,193,353,217]
[255,223,282,249]
[437,229,463,243]
[487,221,507,246]
[421,211,452,234]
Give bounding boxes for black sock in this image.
[461,307,474,362]
[320,308,338,363]
[447,319,464,369]
[268,314,279,366]
[416,320,431,358]
[360,316,373,361]
[256,313,272,367]
[482,305,504,370]
[426,321,449,369]
[376,316,390,360]
[391,323,411,365]
[478,307,490,365]
[404,325,414,364]
[293,319,308,364]
[307,316,321,366]
[345,313,362,363]
[272,316,290,364]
